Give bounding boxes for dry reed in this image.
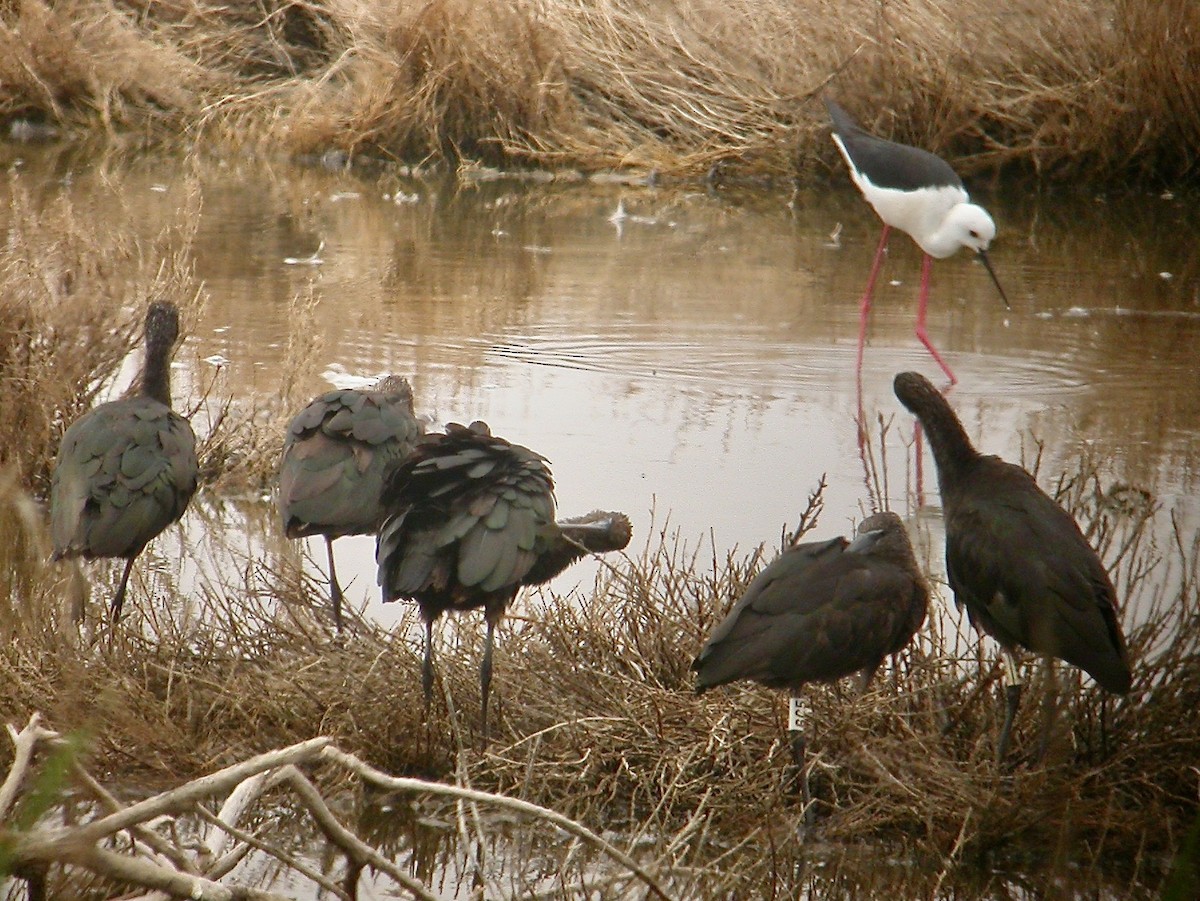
[0,1,1197,182]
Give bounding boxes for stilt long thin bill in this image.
[977,250,1011,310]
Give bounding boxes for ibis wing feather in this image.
[457,513,509,588]
[947,465,1131,691]
[51,398,197,561]
[694,515,927,693]
[701,537,847,653]
[279,378,423,539]
[376,422,605,622]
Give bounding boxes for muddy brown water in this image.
[10,146,1196,623]
[3,144,1198,896]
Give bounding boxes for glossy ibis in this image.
[376,420,632,737]
[50,300,198,623]
[893,370,1132,759]
[693,511,928,801]
[279,375,423,631]
[825,97,1009,385]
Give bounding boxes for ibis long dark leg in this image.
[855,224,892,377]
[997,652,1023,762]
[422,618,436,716]
[480,618,499,742]
[110,557,137,622]
[324,537,344,633]
[787,695,814,827]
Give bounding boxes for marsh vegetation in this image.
[0,191,1195,892]
[1,0,1198,183]
[1,1,1199,897]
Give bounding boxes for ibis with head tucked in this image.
[693,511,928,800]
[279,375,423,632]
[377,420,632,738]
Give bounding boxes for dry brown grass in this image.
[1,0,1197,182]
[0,0,210,139]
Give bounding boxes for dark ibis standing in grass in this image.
[825,97,1010,385]
[279,375,423,632]
[693,511,928,804]
[377,420,632,737]
[893,371,1133,760]
[50,300,198,623]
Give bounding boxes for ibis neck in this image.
[141,340,173,407]
[918,397,979,487]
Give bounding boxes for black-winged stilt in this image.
[826,97,1009,385]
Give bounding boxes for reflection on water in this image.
[224,793,1155,900]
[3,144,1199,627]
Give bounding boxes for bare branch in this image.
[277,765,442,901]
[65,844,291,901]
[30,737,331,852]
[321,745,675,901]
[1,713,59,821]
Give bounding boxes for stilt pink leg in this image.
[914,253,957,385]
[856,225,892,377]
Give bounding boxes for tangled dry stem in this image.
[1,469,1196,897]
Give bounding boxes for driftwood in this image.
[0,713,674,901]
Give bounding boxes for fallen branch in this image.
[277,765,443,901]
[1,717,676,900]
[0,713,58,821]
[322,745,675,901]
